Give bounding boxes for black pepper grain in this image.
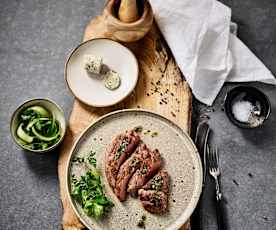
[233,179,239,186]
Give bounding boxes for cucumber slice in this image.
[28,106,50,117]
[31,124,61,142]
[26,118,50,131]
[17,123,34,143]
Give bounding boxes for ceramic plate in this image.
[66,109,202,230]
[65,38,139,107]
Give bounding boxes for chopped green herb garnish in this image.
[88,150,97,167]
[130,158,140,168]
[151,193,162,207]
[150,131,158,138]
[150,175,164,191]
[114,140,128,160]
[143,130,151,135]
[134,126,143,133]
[140,165,148,174]
[71,170,113,219]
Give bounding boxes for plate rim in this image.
[64,38,139,107]
[66,109,203,230]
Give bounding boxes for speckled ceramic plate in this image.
[66,109,202,230]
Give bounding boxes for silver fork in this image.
[207,145,227,230]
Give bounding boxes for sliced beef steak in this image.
[142,170,169,193]
[138,190,168,214]
[105,130,140,189]
[138,170,169,213]
[127,145,161,196]
[114,145,144,201]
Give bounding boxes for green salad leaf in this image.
[71,170,113,219]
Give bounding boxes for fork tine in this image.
[214,145,219,167]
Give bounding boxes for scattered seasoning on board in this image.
[137,215,147,228]
[233,179,239,186]
[171,111,176,117]
[248,173,253,178]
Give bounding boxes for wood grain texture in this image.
[58,16,192,230]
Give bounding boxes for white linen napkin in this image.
[150,0,276,105]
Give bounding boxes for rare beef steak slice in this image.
[142,170,169,193]
[127,145,161,196]
[105,130,140,189]
[114,144,144,201]
[138,170,169,214]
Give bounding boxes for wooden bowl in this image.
[103,0,153,42]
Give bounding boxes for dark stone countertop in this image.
[0,0,275,229]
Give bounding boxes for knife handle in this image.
[216,196,227,230]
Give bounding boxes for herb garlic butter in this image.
[104,70,121,90]
[84,54,103,75]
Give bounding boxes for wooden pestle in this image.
[118,0,139,23]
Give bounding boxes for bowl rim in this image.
[224,86,271,129]
[10,98,67,153]
[64,38,139,107]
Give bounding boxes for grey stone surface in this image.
[0,0,275,230]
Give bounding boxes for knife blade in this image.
[195,121,210,186]
[191,121,210,230]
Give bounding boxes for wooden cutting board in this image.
[58,16,192,230]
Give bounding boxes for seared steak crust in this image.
[127,145,161,196]
[114,145,144,201]
[105,130,140,189]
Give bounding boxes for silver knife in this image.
[195,121,210,186]
[191,121,210,230]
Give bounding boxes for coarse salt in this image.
[232,101,254,123]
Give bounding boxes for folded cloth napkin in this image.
[150,0,276,105]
